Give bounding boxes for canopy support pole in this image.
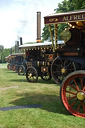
[49,25,55,52]
[54,24,58,49]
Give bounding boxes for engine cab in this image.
[57,28,85,57]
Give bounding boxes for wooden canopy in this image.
[6,53,25,61]
[44,10,85,29]
[10,53,25,56]
[44,10,85,51]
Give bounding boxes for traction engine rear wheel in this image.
[60,70,85,118]
[41,72,51,81]
[26,67,38,82]
[51,57,76,84]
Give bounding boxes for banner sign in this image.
[44,10,85,24]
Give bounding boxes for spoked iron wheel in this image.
[18,65,25,75]
[26,67,38,82]
[12,65,16,71]
[15,65,18,73]
[51,57,76,84]
[7,64,10,69]
[60,70,85,118]
[8,64,11,70]
[41,72,51,81]
[10,64,14,70]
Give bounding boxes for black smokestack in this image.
[15,41,19,53]
[36,12,41,43]
[20,37,23,45]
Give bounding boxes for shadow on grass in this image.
[6,71,17,74]
[10,79,27,82]
[9,93,69,116]
[9,78,59,85]
[37,78,57,85]
[5,69,60,85]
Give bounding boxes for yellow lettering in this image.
[62,16,67,21]
[78,15,81,20]
[66,16,69,20]
[74,15,78,20]
[82,14,85,19]
[69,16,73,20]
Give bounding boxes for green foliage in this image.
[0,45,4,52]
[72,0,85,10]
[58,23,68,40]
[56,0,72,12]
[42,25,54,42]
[55,0,85,13]
[0,48,10,63]
[42,0,85,42]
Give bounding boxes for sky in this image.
[0,0,63,48]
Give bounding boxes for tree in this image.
[0,45,4,52]
[72,0,85,10]
[1,48,10,63]
[42,25,54,42]
[0,45,4,63]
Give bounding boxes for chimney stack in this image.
[36,12,41,43]
[10,48,12,54]
[20,37,23,45]
[15,41,19,53]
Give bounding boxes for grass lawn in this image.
[0,66,85,128]
[0,63,7,68]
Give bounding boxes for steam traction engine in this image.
[44,10,85,118]
[6,53,25,73]
[6,55,12,70]
[19,42,55,82]
[6,54,17,70]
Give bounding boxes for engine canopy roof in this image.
[44,9,85,29]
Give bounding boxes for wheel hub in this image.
[29,73,32,77]
[77,91,85,101]
[61,68,66,74]
[19,69,22,72]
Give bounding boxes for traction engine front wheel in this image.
[18,65,25,75]
[26,67,38,83]
[60,70,85,118]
